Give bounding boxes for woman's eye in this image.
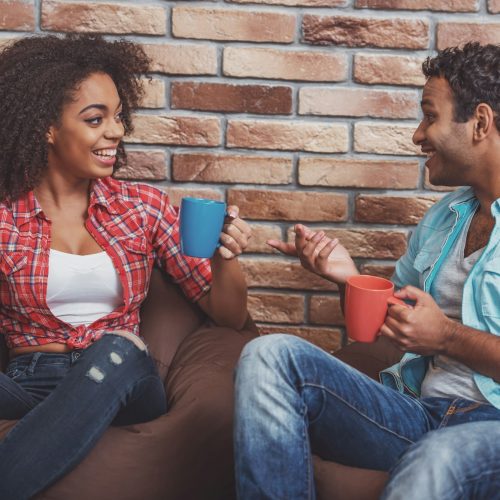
[85,116,102,125]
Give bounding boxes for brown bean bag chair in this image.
[0,268,402,499]
[0,268,258,500]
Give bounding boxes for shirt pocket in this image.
[413,250,438,288]
[116,236,152,305]
[481,257,500,320]
[0,252,28,276]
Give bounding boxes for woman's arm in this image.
[197,206,251,330]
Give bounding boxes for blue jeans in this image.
[234,334,500,499]
[382,421,500,500]
[0,333,167,500]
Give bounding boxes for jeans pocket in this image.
[6,364,29,381]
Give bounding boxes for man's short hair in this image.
[423,42,500,131]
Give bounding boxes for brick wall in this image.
[1,0,498,352]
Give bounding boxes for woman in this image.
[0,34,250,499]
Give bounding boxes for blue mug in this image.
[179,197,227,258]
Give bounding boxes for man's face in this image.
[413,76,474,187]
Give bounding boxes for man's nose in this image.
[412,121,425,145]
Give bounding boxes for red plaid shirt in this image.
[0,177,212,349]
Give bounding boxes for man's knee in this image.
[239,334,304,368]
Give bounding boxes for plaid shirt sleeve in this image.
[140,185,212,302]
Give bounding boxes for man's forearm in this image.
[444,322,500,382]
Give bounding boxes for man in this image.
[233,42,500,499]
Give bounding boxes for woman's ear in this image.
[46,126,55,145]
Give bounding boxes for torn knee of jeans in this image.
[106,331,148,352]
[86,366,105,383]
[109,352,123,365]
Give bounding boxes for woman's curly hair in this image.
[423,42,500,131]
[0,34,151,202]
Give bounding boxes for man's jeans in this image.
[382,421,500,500]
[234,334,500,500]
[0,333,167,500]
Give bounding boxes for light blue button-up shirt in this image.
[380,187,500,408]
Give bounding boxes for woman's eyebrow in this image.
[79,101,122,115]
[79,103,107,115]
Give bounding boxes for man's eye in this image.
[424,114,435,122]
[115,111,124,122]
[85,117,102,125]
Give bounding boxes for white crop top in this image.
[46,249,124,327]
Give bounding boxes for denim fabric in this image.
[0,333,167,500]
[387,187,500,407]
[382,421,500,500]
[234,335,500,500]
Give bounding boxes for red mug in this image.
[345,275,406,343]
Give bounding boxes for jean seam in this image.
[301,382,417,445]
[0,384,35,411]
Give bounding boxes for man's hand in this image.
[267,224,358,285]
[380,285,456,355]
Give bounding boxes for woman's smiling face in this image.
[46,72,125,182]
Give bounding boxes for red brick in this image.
[437,23,500,49]
[140,78,165,109]
[248,292,304,324]
[227,120,349,153]
[172,153,292,185]
[171,82,292,115]
[41,0,166,35]
[310,295,344,326]
[303,15,429,49]
[359,264,395,280]
[228,189,348,222]
[228,0,346,5]
[0,0,34,30]
[223,47,348,82]
[241,258,338,291]
[298,157,420,189]
[115,150,167,181]
[245,224,283,254]
[172,6,295,43]
[285,227,408,259]
[489,0,500,13]
[354,122,422,156]
[258,325,343,353]
[126,115,220,147]
[355,0,478,12]
[143,44,217,76]
[354,54,425,86]
[355,195,439,225]
[299,87,418,119]
[161,187,223,208]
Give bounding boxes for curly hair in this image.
[0,34,151,202]
[423,42,500,131]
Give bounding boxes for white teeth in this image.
[93,148,117,157]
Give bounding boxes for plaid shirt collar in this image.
[11,177,132,226]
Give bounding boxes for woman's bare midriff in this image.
[10,343,74,359]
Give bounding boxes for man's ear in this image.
[473,103,495,141]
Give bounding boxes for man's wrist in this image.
[441,318,459,355]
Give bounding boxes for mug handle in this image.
[387,296,409,307]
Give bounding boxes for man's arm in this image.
[380,285,500,382]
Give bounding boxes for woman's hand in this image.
[217,205,252,259]
[267,224,358,285]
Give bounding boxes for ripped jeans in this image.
[0,333,167,500]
